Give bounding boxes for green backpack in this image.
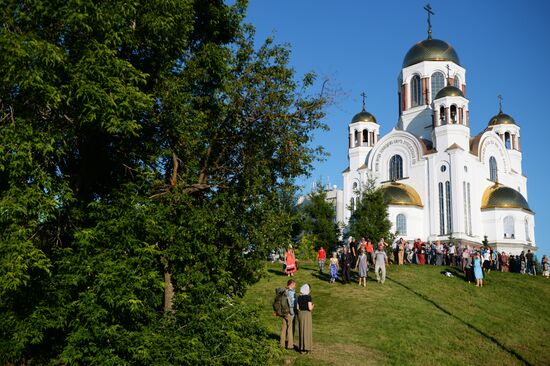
[273,288,290,317]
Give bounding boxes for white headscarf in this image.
[300,284,310,295]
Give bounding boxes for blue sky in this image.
[245,0,550,256]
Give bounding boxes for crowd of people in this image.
[282,238,550,287]
[276,239,549,354]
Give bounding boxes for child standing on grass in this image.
[356,248,368,287]
[329,252,339,283]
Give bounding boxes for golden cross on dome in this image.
[498,94,503,112]
[424,4,434,40]
[360,92,367,111]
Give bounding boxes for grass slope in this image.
[244,262,550,366]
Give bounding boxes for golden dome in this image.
[481,184,531,211]
[435,85,464,99]
[351,110,377,124]
[380,182,423,207]
[403,38,460,68]
[488,111,517,126]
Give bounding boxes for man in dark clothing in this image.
[526,250,535,275]
[341,246,354,284]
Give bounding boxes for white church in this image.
[342,13,536,254]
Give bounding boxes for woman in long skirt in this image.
[297,284,314,354]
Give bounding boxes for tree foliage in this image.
[298,186,338,249]
[0,0,327,364]
[348,180,392,243]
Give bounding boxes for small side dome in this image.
[481,184,531,211]
[351,110,377,124]
[488,111,517,126]
[380,182,423,207]
[435,85,464,99]
[403,38,460,68]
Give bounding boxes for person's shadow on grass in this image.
[310,271,331,282]
[268,268,288,276]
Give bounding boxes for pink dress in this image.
[285,251,297,274]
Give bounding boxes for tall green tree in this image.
[0,0,327,364]
[299,185,339,247]
[348,180,392,244]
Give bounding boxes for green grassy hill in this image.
[244,262,550,366]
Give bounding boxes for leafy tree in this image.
[0,0,327,364]
[348,179,392,244]
[298,185,339,250]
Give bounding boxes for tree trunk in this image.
[164,270,174,311]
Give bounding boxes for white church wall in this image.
[388,206,424,241]
[480,209,536,255]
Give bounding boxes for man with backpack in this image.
[274,279,296,349]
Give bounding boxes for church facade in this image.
[342,29,536,254]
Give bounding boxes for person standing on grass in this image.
[542,255,549,278]
[482,248,491,273]
[456,242,463,267]
[329,252,339,283]
[397,238,405,265]
[435,240,443,266]
[374,244,389,284]
[356,248,368,287]
[473,252,484,287]
[285,246,297,276]
[279,279,296,350]
[297,284,314,354]
[341,246,353,284]
[500,252,509,272]
[366,239,374,265]
[391,238,399,264]
[418,244,426,266]
[448,242,455,266]
[491,249,500,271]
[464,253,474,283]
[526,250,534,275]
[405,240,412,264]
[349,238,357,264]
[519,251,526,274]
[316,245,326,274]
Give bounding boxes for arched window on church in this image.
[504,132,512,149]
[362,129,368,145]
[396,214,407,235]
[350,197,355,212]
[503,216,515,239]
[453,75,460,88]
[439,105,446,125]
[489,156,498,182]
[431,72,445,100]
[525,218,530,241]
[389,155,403,181]
[450,105,457,123]
[354,130,359,147]
[411,75,422,107]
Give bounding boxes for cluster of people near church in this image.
[276,241,548,354]
[306,237,549,286]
